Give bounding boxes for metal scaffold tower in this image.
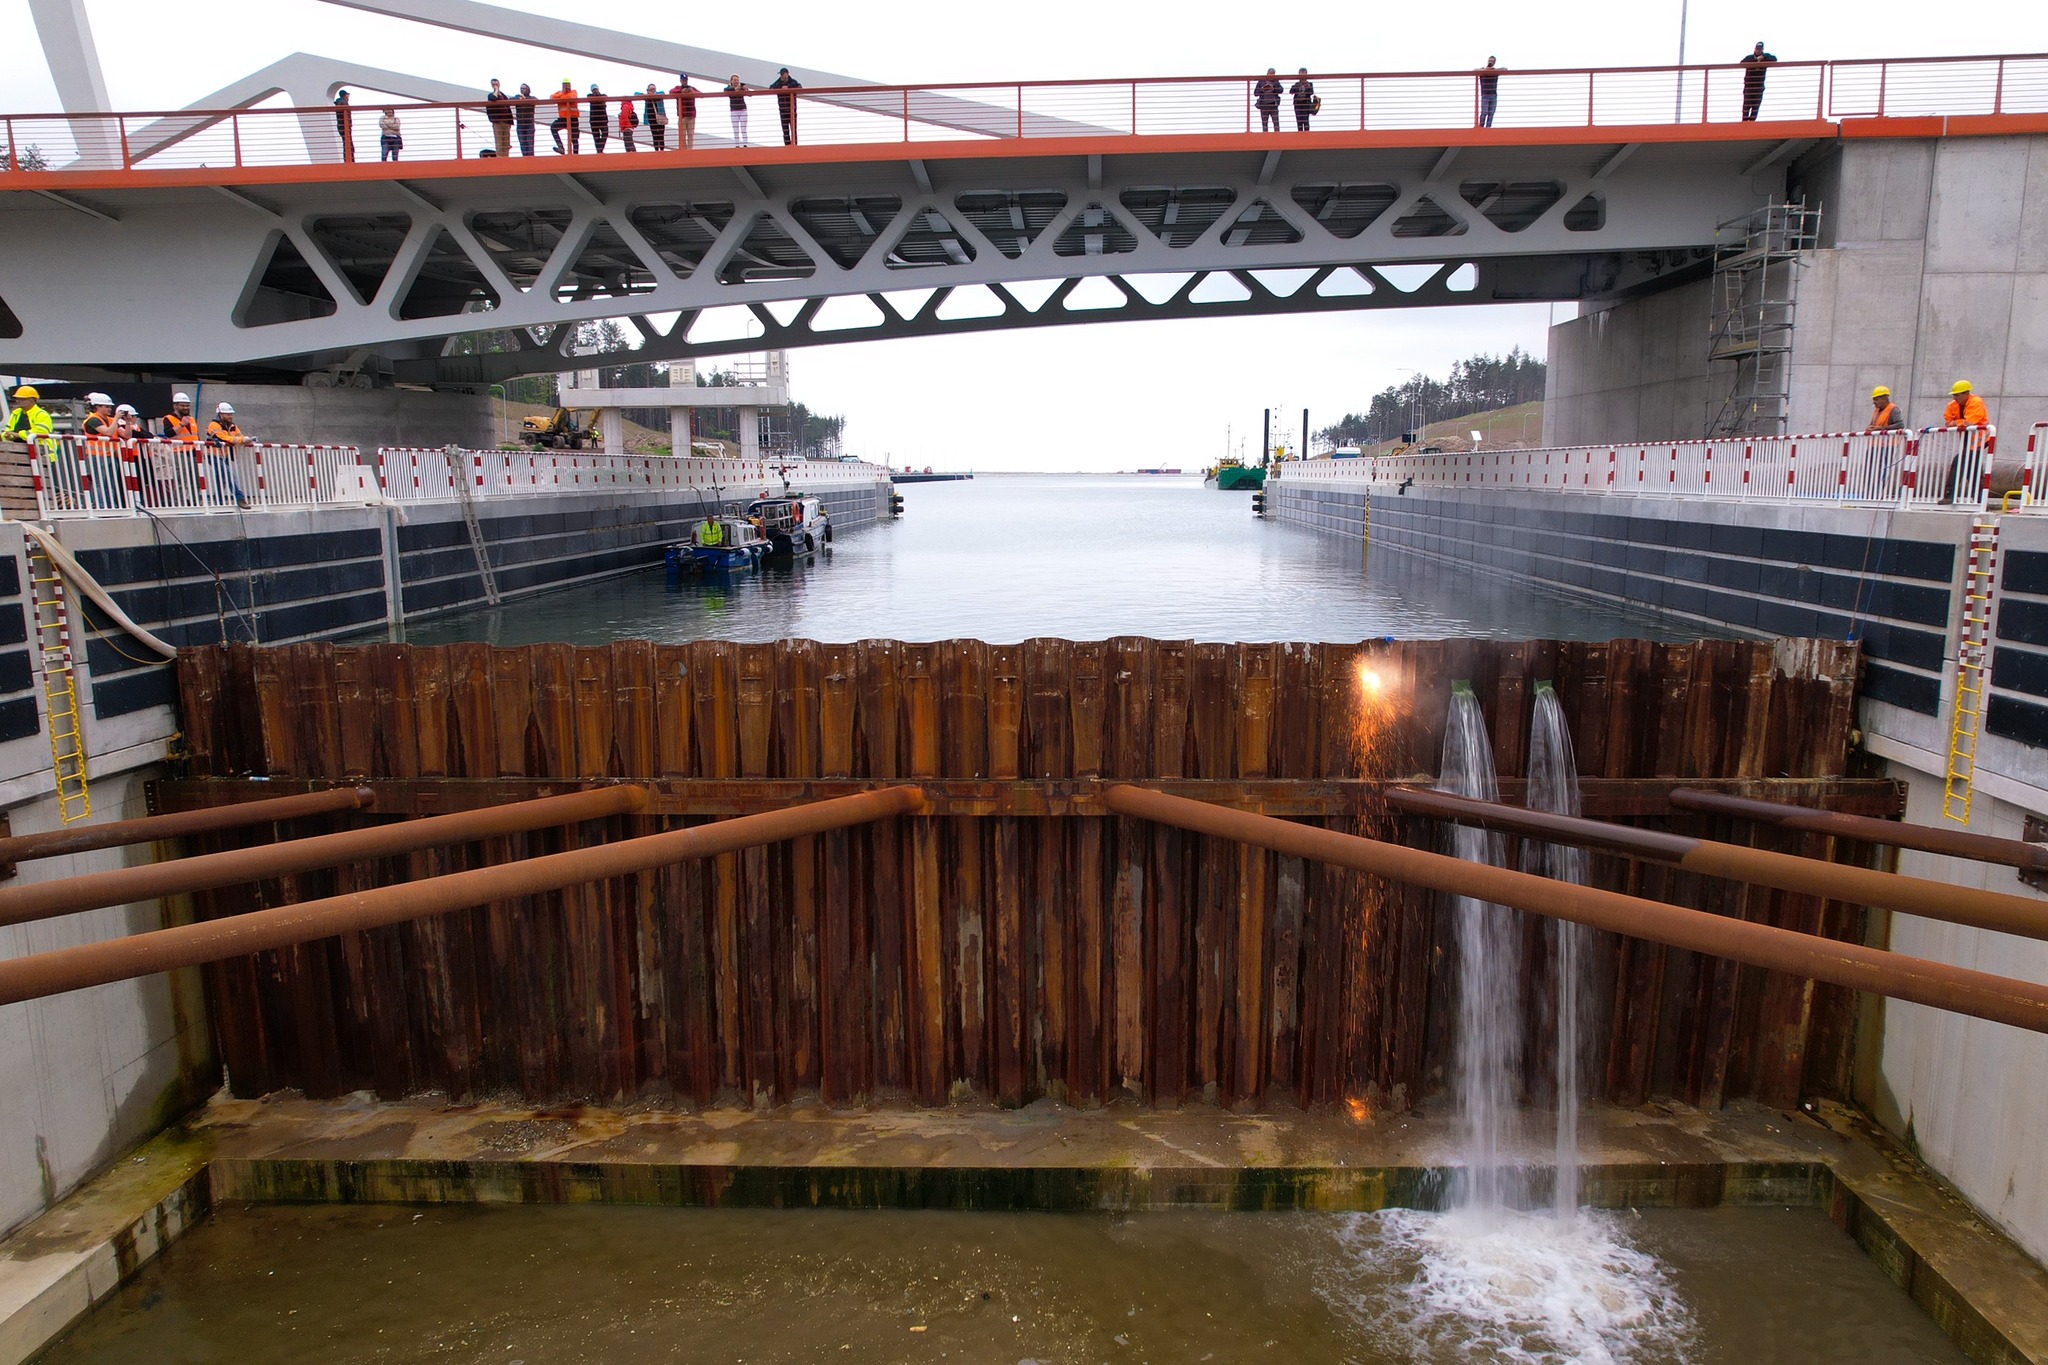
[1706,201,1820,438]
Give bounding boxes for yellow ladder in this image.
[1943,515,2000,825]
[27,540,92,824]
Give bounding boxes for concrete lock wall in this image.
[208,385,497,457]
[0,766,217,1241]
[1545,132,2048,445]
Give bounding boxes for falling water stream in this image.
[1325,682,1694,1363]
[1525,681,1591,1220]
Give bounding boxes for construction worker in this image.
[159,391,200,441]
[1866,386,1903,431]
[205,401,251,506]
[77,393,121,508]
[3,385,55,455]
[1943,379,1989,429]
[81,392,116,438]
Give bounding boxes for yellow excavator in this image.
[519,408,598,450]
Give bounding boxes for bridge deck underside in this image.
[1,136,1775,382]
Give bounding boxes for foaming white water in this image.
[1524,683,1591,1220]
[1438,685,1518,1217]
[1324,1208,1696,1364]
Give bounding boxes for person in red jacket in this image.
[617,94,640,152]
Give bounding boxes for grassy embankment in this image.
[1354,400,1545,455]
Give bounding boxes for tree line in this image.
[1317,348,1546,447]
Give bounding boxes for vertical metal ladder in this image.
[1944,515,2001,824]
[27,539,92,824]
[446,445,501,606]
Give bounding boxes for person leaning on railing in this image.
[1936,380,1992,503]
[3,385,54,455]
[484,79,514,158]
[204,402,251,508]
[1867,386,1903,431]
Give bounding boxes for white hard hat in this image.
[172,392,192,403]
[86,391,112,406]
[216,402,235,414]
[115,403,137,415]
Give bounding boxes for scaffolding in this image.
[1706,201,1820,439]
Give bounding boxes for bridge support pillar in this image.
[598,409,625,455]
[737,407,761,463]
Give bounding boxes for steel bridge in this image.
[4,4,2045,386]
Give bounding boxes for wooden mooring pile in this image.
[164,636,1886,1113]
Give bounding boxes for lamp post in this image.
[1674,0,1690,123]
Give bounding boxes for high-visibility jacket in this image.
[3,403,54,450]
[1943,394,1989,428]
[82,412,114,437]
[160,412,200,441]
[206,419,247,446]
[698,518,723,546]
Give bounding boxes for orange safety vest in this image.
[1943,394,1988,428]
[1867,402,1896,430]
[161,412,200,441]
[206,419,247,446]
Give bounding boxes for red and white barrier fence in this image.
[370,448,892,502]
[1276,426,2026,512]
[31,437,376,518]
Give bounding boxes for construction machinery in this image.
[519,408,598,451]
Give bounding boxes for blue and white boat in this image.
[667,511,769,577]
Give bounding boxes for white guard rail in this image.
[33,437,375,518]
[371,448,892,503]
[1277,426,2025,512]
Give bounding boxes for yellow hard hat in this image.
[1951,379,1972,395]
[1871,386,1890,399]
[11,385,37,401]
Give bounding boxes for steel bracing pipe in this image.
[1384,786,2048,944]
[0,787,375,866]
[1670,787,2048,875]
[1103,785,2048,1035]
[0,787,924,1007]
[0,786,647,929]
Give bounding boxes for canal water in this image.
[385,475,1704,646]
[46,1203,1964,1364]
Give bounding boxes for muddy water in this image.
[46,1204,1963,1364]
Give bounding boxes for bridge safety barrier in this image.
[4,53,2046,178]
[1281,425,2031,513]
[31,436,376,519]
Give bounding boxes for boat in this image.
[1203,457,1266,491]
[667,507,769,577]
[745,495,831,558]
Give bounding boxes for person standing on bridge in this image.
[644,84,669,152]
[617,95,640,152]
[726,76,751,147]
[1290,69,1317,131]
[673,76,698,150]
[515,83,538,156]
[551,80,580,154]
[1943,380,1989,430]
[588,85,611,153]
[1477,57,1500,127]
[378,108,402,162]
[1740,42,1776,121]
[333,90,355,163]
[1938,380,1992,503]
[1254,69,1282,133]
[770,68,803,145]
[485,79,514,158]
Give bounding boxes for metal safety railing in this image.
[3,52,2045,179]
[370,447,890,504]
[1280,426,2028,513]
[31,437,378,518]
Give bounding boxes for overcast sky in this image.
[6,0,2042,468]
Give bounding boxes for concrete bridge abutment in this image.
[1545,132,2048,444]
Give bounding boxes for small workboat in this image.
[1203,457,1266,491]
[667,510,768,578]
[746,496,831,558]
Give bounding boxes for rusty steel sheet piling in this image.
[1671,787,2048,875]
[0,788,924,1008]
[0,787,374,866]
[1105,785,2048,1036]
[157,638,1886,1110]
[0,786,646,928]
[1385,786,2048,943]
